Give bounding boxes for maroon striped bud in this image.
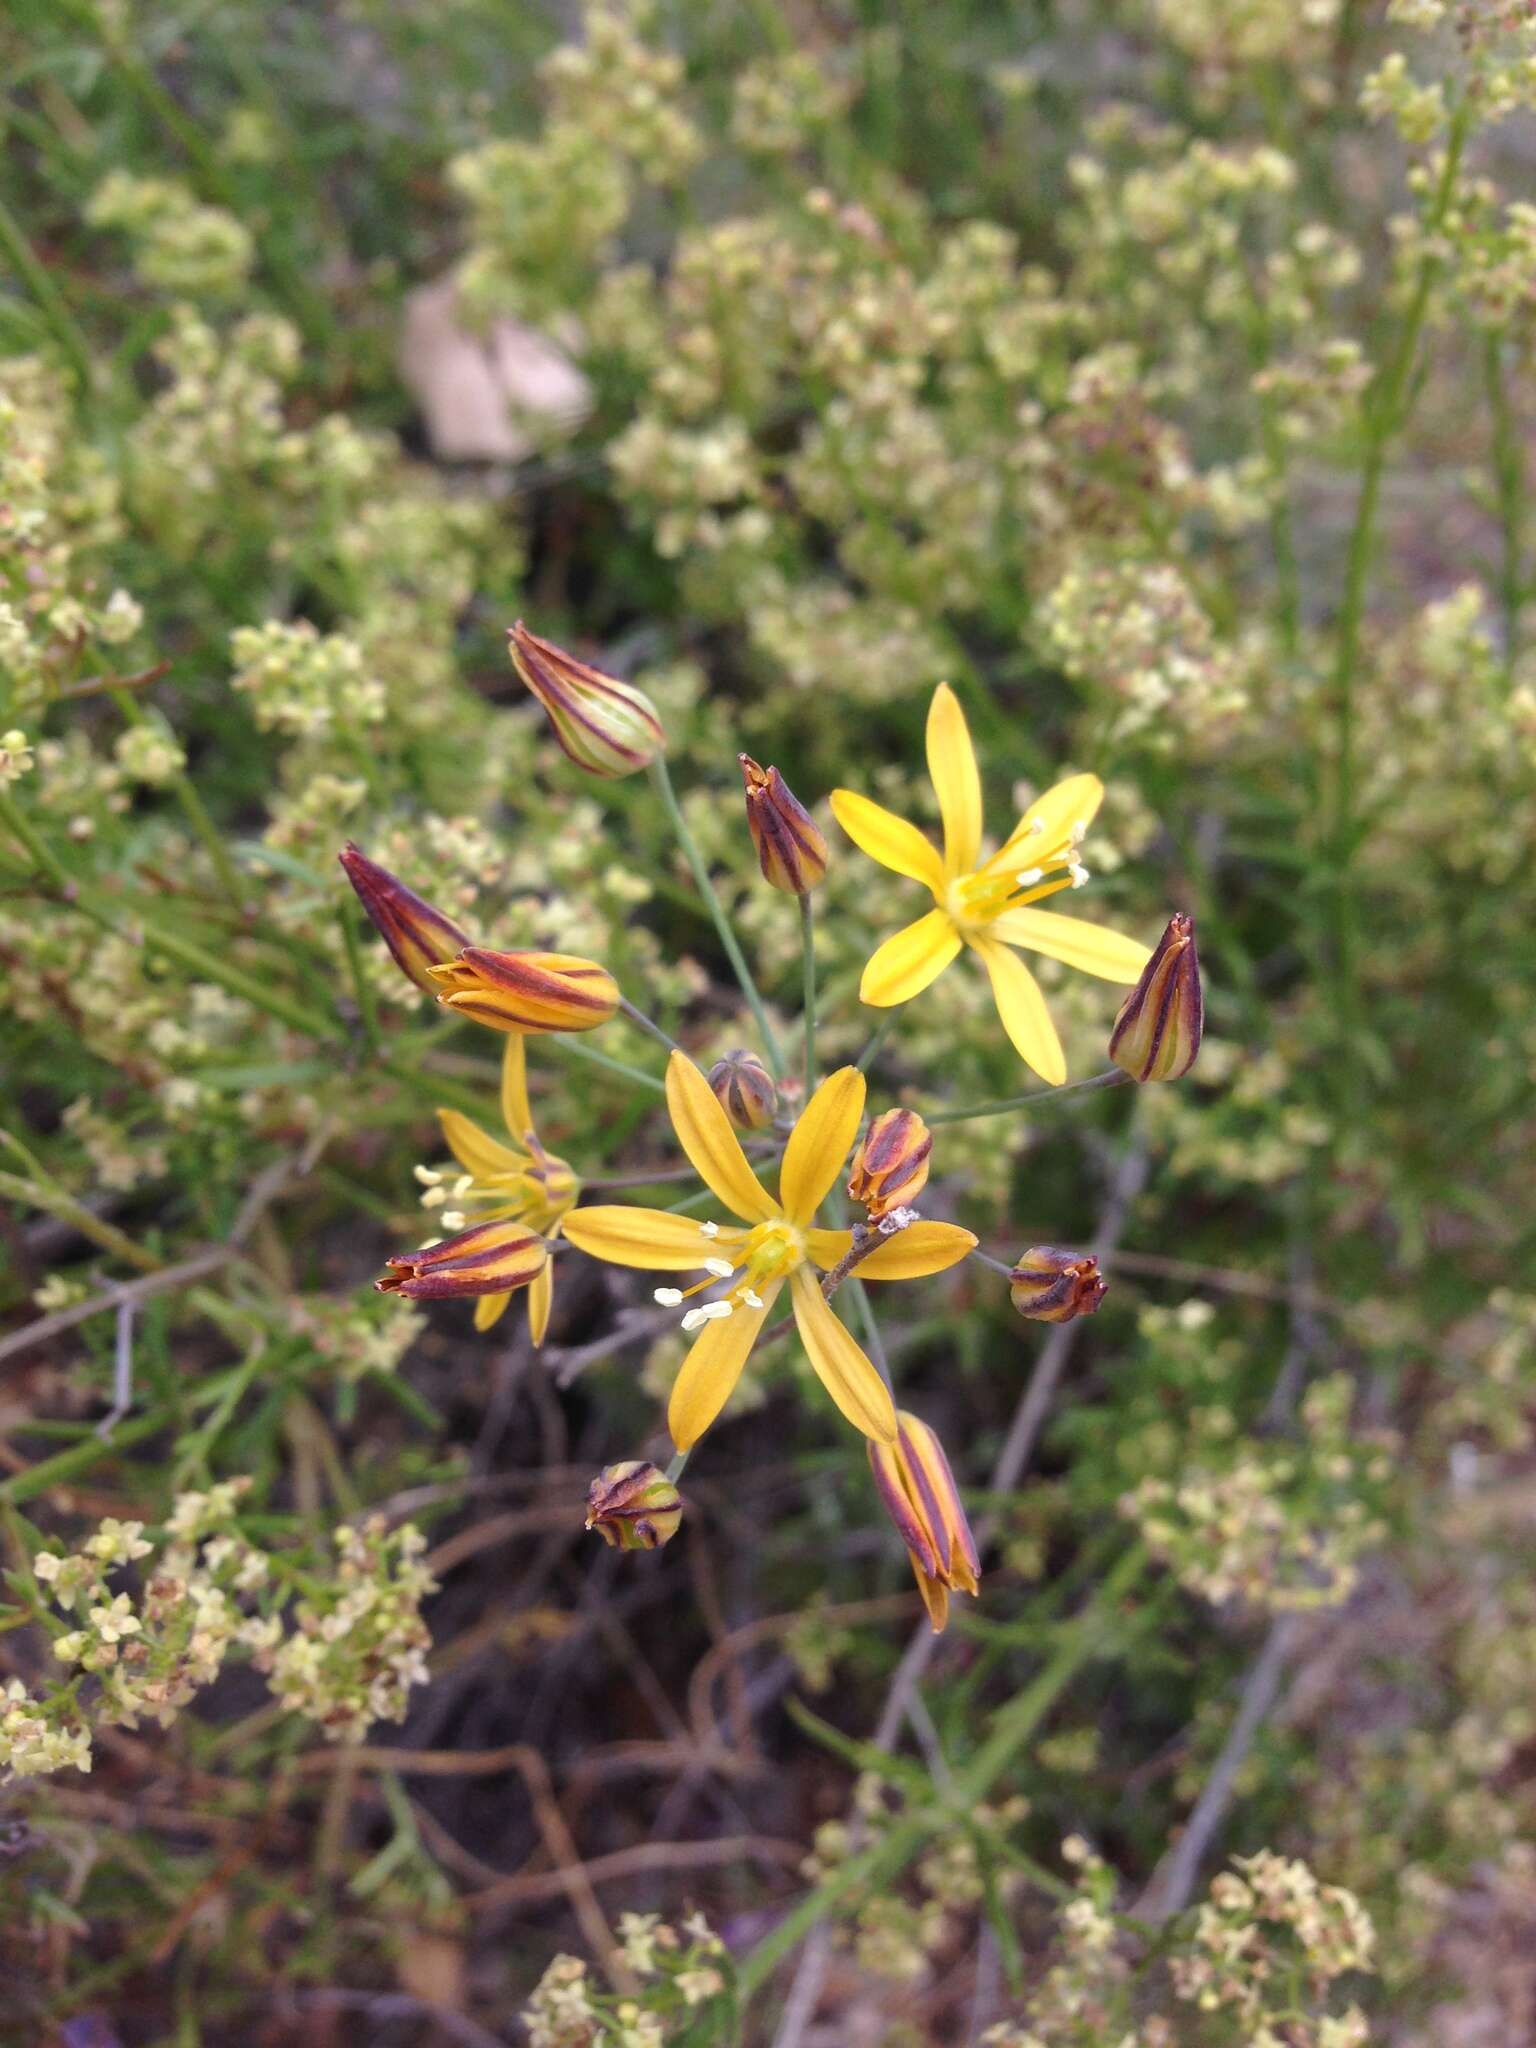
[428,947,620,1035]
[1009,1246,1107,1323]
[707,1049,778,1131]
[868,1411,980,1632]
[740,756,828,896]
[338,843,471,995]
[847,1108,931,1219]
[585,1462,683,1551]
[1109,912,1202,1083]
[510,621,665,779]
[378,1218,547,1300]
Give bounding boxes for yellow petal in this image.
[989,908,1152,983]
[501,1031,533,1138]
[527,1260,553,1346]
[779,1066,866,1226]
[971,935,1067,1085]
[790,1268,897,1444]
[474,1290,513,1332]
[437,1108,526,1183]
[988,771,1105,871]
[666,1053,779,1224]
[926,682,983,877]
[859,909,963,1008]
[806,1221,978,1279]
[668,1284,779,1451]
[561,1205,747,1270]
[829,789,945,895]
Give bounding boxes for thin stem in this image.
[551,1034,667,1093]
[1483,329,1525,690]
[926,1067,1130,1126]
[0,1166,161,1274]
[799,894,817,1101]
[970,1248,1014,1280]
[649,756,785,1077]
[664,1448,690,1484]
[339,901,382,1055]
[108,685,248,908]
[0,191,95,394]
[855,1012,896,1075]
[847,1278,893,1395]
[618,994,680,1057]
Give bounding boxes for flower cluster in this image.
[521,1912,730,2046]
[1171,1851,1375,2040]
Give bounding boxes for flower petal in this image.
[666,1053,779,1224]
[473,1290,513,1332]
[971,936,1067,1085]
[790,1268,898,1444]
[859,909,963,1007]
[807,1221,978,1278]
[437,1108,526,1183]
[500,1031,533,1137]
[526,1260,553,1346]
[989,908,1152,983]
[926,683,983,877]
[987,771,1105,872]
[561,1205,747,1270]
[668,1284,779,1451]
[829,789,945,894]
[780,1066,866,1226]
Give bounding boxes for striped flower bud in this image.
[509,620,665,779]
[868,1411,980,1633]
[338,843,472,996]
[428,947,619,1035]
[585,1462,683,1551]
[848,1108,931,1219]
[377,1218,547,1301]
[740,756,828,895]
[1109,912,1202,1083]
[1009,1246,1107,1324]
[708,1049,778,1131]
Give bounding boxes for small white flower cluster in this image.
[521,1910,728,2046]
[86,171,254,298]
[230,619,384,739]
[0,728,34,783]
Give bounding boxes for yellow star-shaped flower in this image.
[830,683,1152,1084]
[561,1053,976,1452]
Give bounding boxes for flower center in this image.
[654,1216,805,1330]
[944,818,1093,932]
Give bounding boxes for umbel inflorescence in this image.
[342,626,1204,1631]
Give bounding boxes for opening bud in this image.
[868,1412,980,1633]
[378,1218,547,1300]
[428,947,619,1035]
[1108,911,1202,1083]
[740,755,828,895]
[707,1048,778,1131]
[585,1462,683,1551]
[1009,1246,1107,1323]
[848,1108,932,1219]
[338,843,472,996]
[510,620,665,779]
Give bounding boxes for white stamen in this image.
[681,1300,734,1331]
[741,1289,764,1309]
[440,1210,466,1232]
[1028,817,1045,836]
[1071,817,1089,839]
[413,1165,443,1186]
[452,1175,474,1198]
[702,1256,735,1279]
[653,1287,684,1306]
[1069,862,1090,888]
[1016,866,1044,888]
[699,1220,721,1238]
[420,1187,446,1210]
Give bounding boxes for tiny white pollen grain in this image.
[702,1256,735,1278]
[413,1165,442,1186]
[1028,817,1045,836]
[1017,866,1044,887]
[699,1220,721,1238]
[681,1300,734,1331]
[741,1289,764,1309]
[654,1287,684,1306]
[1069,863,1090,888]
[440,1210,466,1232]
[453,1175,473,1197]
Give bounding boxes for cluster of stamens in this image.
[946,816,1093,932]
[652,1218,800,1330]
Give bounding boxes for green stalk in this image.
[649,755,785,1077]
[1483,329,1525,690]
[925,1068,1130,1126]
[551,1034,667,1093]
[339,900,382,1055]
[799,894,817,1101]
[855,1012,896,1075]
[0,191,95,394]
[0,1166,161,1274]
[108,684,248,908]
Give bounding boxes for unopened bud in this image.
[378,1218,547,1300]
[1109,912,1202,1083]
[510,621,665,778]
[708,1049,778,1131]
[740,756,828,895]
[848,1108,931,1219]
[868,1412,980,1632]
[585,1462,682,1551]
[429,947,620,1035]
[1009,1246,1107,1323]
[338,843,472,995]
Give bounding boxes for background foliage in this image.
[2,0,1535,2042]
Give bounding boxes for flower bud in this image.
[868,1412,980,1632]
[428,947,620,1034]
[378,1218,547,1300]
[1009,1247,1107,1323]
[585,1462,682,1551]
[740,756,828,895]
[847,1108,931,1219]
[509,620,665,779]
[338,843,472,995]
[708,1048,778,1131]
[1108,912,1202,1083]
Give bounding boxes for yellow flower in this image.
[426,1035,579,1342]
[561,1053,976,1452]
[830,684,1152,1084]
